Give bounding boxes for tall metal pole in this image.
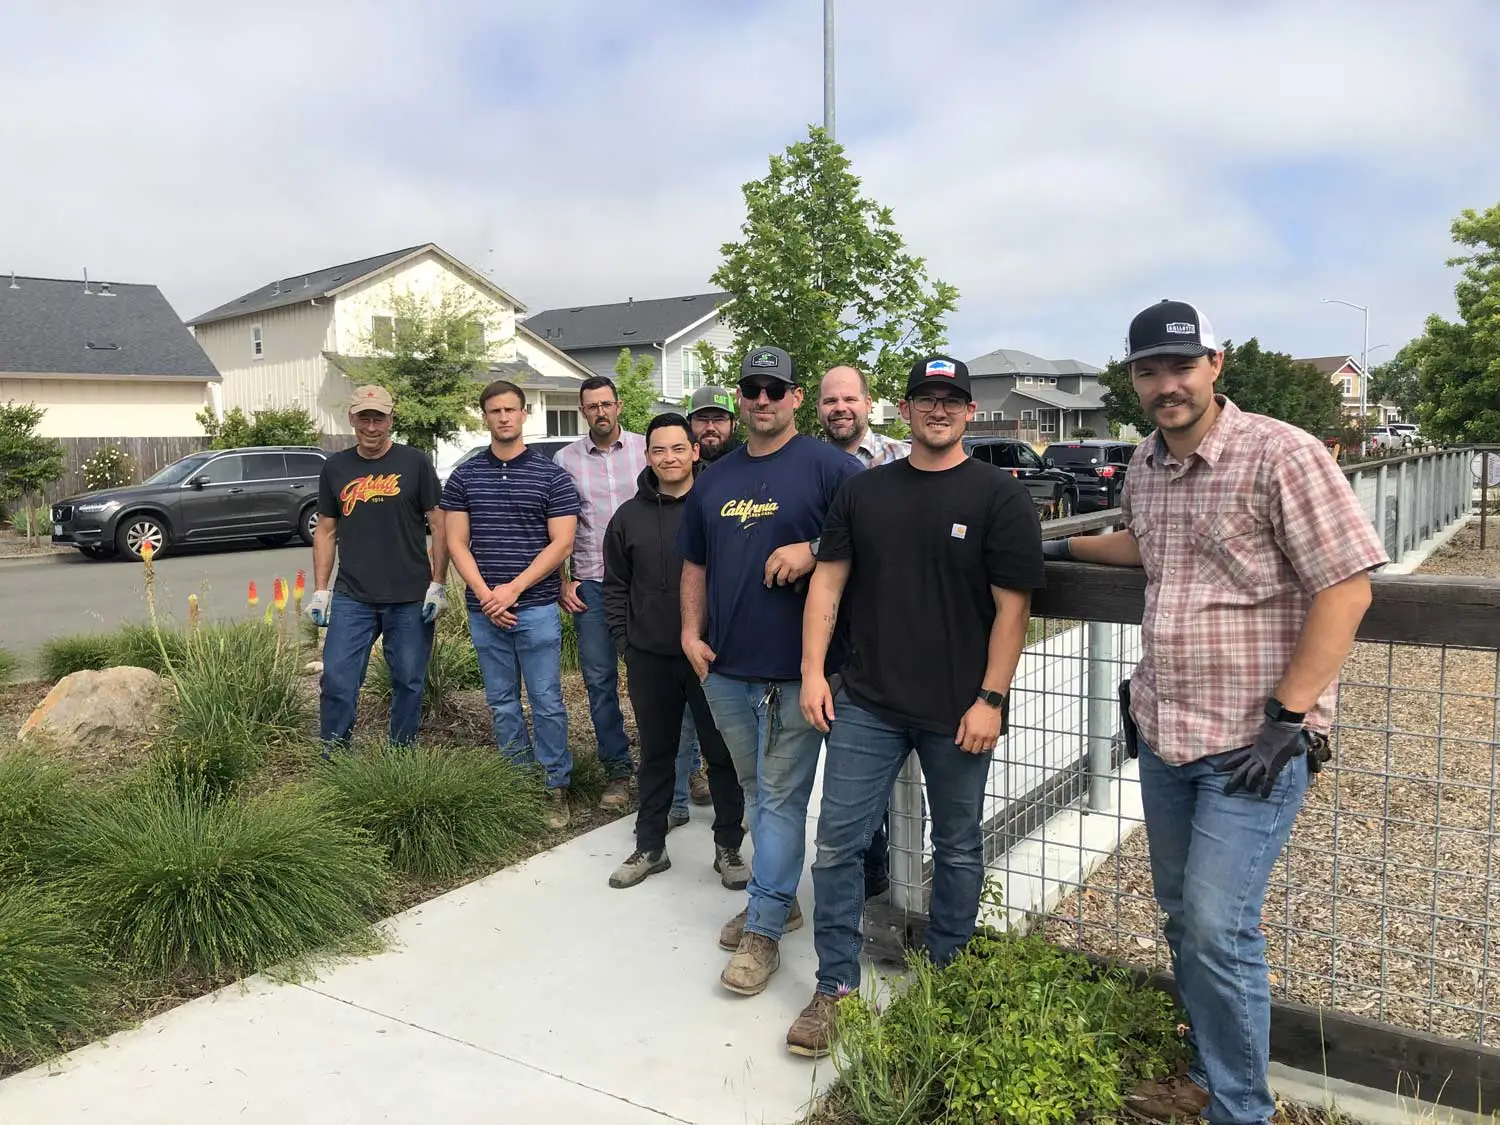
[1361,304,1369,428]
[823,0,836,140]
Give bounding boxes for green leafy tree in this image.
[0,402,65,544]
[196,405,320,449]
[1367,345,1422,421]
[696,125,959,431]
[1099,339,1342,437]
[1409,202,1500,442]
[612,348,657,435]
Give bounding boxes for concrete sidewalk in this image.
[0,810,838,1125]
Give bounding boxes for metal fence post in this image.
[1085,620,1116,812]
[1396,460,1410,560]
[1375,464,1390,558]
[1484,451,1491,550]
[887,752,925,913]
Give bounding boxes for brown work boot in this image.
[718,898,803,950]
[689,767,712,805]
[785,990,839,1058]
[544,788,571,831]
[720,932,779,995]
[598,777,631,811]
[1125,1075,1209,1120]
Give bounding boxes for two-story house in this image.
[187,243,597,464]
[522,292,735,405]
[965,348,1110,443]
[1297,354,1401,423]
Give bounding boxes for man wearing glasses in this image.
[677,346,862,997]
[556,376,647,811]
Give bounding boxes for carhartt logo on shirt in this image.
[340,473,401,516]
[720,498,780,527]
[951,523,967,539]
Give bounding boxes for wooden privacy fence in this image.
[39,436,211,504]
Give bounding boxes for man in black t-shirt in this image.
[785,356,1045,1058]
[309,384,449,755]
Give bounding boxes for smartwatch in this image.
[977,689,1006,709]
[809,537,820,559]
[1264,697,1305,725]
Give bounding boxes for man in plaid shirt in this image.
[1047,300,1387,1125]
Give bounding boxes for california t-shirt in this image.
[317,443,441,604]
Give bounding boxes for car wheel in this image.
[1057,490,1075,518]
[117,516,167,562]
[298,504,318,546]
[77,545,112,561]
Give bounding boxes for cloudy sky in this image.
[5,0,1498,366]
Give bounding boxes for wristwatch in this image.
[1264,697,1306,724]
[977,688,1006,709]
[809,537,820,559]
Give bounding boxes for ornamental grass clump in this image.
[0,883,110,1063]
[37,634,116,680]
[0,748,77,880]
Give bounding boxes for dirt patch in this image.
[1414,521,1500,578]
[0,528,70,560]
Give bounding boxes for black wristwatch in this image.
[977,689,1006,709]
[1264,697,1306,725]
[809,537,820,559]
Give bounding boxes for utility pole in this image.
[824,0,836,139]
[1322,296,1370,436]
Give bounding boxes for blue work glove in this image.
[304,589,332,628]
[1213,719,1304,798]
[420,581,447,625]
[1042,538,1071,560]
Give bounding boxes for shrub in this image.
[0,646,17,684]
[109,622,188,676]
[0,749,77,880]
[38,634,116,680]
[6,506,49,538]
[0,883,109,1062]
[55,781,388,978]
[560,608,579,673]
[81,445,135,491]
[198,405,318,450]
[368,631,482,711]
[315,744,547,881]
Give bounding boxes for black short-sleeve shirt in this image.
[317,443,441,604]
[818,457,1046,735]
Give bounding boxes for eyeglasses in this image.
[579,401,619,415]
[738,379,792,402]
[909,394,969,413]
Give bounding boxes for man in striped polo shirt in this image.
[443,379,582,831]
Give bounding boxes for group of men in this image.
[305,296,1386,1125]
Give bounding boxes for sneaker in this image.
[608,848,671,889]
[599,778,631,811]
[1124,1076,1209,1120]
[545,788,571,831]
[714,845,750,890]
[718,898,802,950]
[785,990,839,1058]
[668,809,690,831]
[689,768,712,806]
[720,932,779,996]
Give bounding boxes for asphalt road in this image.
[0,540,314,677]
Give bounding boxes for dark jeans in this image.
[811,695,991,995]
[319,594,433,752]
[625,648,744,854]
[468,605,570,789]
[574,579,634,780]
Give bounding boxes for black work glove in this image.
[1042,538,1071,560]
[1213,719,1304,798]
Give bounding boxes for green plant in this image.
[81,445,135,491]
[0,402,65,546]
[37,634,116,680]
[0,883,110,1063]
[560,607,579,673]
[0,647,17,685]
[315,744,547,881]
[55,781,388,978]
[613,347,658,435]
[109,621,189,675]
[196,405,320,450]
[7,506,49,538]
[0,749,77,880]
[368,630,482,712]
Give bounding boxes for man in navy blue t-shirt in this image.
[677,345,861,997]
[443,379,581,831]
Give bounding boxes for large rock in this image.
[17,666,171,753]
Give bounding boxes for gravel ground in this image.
[1042,522,1500,1047]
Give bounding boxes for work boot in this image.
[689,768,712,805]
[599,778,631,811]
[545,788,571,831]
[714,845,750,890]
[1125,1075,1209,1120]
[608,849,671,889]
[720,932,779,996]
[785,990,839,1058]
[668,808,690,831]
[718,898,802,950]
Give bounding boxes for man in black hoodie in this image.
[603,412,748,889]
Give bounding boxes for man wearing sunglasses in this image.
[677,345,862,997]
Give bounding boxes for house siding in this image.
[0,375,212,438]
[193,301,337,431]
[666,315,735,401]
[329,250,518,357]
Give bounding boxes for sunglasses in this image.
[738,379,792,402]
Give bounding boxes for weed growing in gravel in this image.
[0,883,110,1063]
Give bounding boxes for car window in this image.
[146,452,215,486]
[979,443,1015,468]
[286,453,325,478]
[242,453,288,481]
[1110,445,1133,464]
[1016,446,1045,471]
[1045,445,1101,467]
[197,454,244,485]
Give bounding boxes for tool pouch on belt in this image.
[1117,679,1140,759]
[1304,729,1332,774]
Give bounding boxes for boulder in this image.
[17,666,171,753]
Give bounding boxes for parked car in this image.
[1369,424,1420,451]
[437,436,573,484]
[962,437,1079,517]
[1041,440,1137,513]
[50,446,328,562]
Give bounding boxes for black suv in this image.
[1041,440,1137,513]
[51,446,328,561]
[962,437,1080,518]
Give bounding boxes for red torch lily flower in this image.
[273,577,288,613]
[294,569,307,602]
[248,581,259,607]
[141,540,155,564]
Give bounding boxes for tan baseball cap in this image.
[350,385,394,414]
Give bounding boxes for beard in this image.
[823,415,861,443]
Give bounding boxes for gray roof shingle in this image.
[0,275,220,380]
[186,245,428,327]
[323,353,582,393]
[522,292,731,351]
[1009,383,1109,411]
[967,347,1101,378]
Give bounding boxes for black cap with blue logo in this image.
[904,354,972,401]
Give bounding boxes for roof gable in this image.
[0,275,219,380]
[523,292,732,351]
[967,346,1102,378]
[1009,383,1109,410]
[1297,354,1363,376]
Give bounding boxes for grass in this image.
[314,744,548,881]
[0,747,78,880]
[38,634,117,680]
[367,630,483,711]
[5,507,48,539]
[0,647,17,685]
[0,883,110,1064]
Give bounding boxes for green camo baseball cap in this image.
[686,385,737,417]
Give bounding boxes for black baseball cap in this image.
[1124,299,1220,364]
[905,354,972,400]
[739,346,797,385]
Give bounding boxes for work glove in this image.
[1042,538,1071,560]
[421,581,447,625]
[304,589,332,628]
[1213,719,1305,798]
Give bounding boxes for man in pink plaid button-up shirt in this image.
[1049,300,1385,1125]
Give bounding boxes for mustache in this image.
[1151,397,1190,410]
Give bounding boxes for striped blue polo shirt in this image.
[440,446,581,611]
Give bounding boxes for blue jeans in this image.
[673,710,701,816]
[1139,741,1310,1125]
[702,673,823,940]
[574,580,634,780]
[811,695,991,994]
[468,605,571,789]
[319,595,433,752]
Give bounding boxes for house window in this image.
[1023,376,1034,384]
[682,348,704,391]
[546,408,579,437]
[447,318,485,355]
[974,411,987,421]
[1047,376,1057,385]
[251,326,263,359]
[1341,376,1354,397]
[372,315,417,351]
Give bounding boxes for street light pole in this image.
[1322,296,1370,424]
[824,0,836,140]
